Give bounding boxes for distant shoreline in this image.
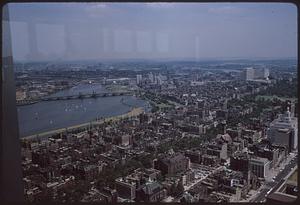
[21,107,144,141]
[14,57,297,64]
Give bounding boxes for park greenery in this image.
[259,79,297,98]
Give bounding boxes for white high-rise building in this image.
[136,74,142,85]
[242,67,254,81]
[155,74,163,85]
[254,67,269,79]
[263,68,269,79]
[148,72,154,83]
[267,107,298,152]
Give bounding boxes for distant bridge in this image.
[16,100,39,106]
[40,91,133,101]
[17,91,133,105]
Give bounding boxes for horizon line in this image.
[13,56,298,64]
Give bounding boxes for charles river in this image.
[17,83,150,138]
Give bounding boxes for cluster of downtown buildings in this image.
[18,62,298,202]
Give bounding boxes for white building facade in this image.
[242,67,255,81]
[267,108,298,152]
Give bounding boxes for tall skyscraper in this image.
[148,72,154,83]
[254,67,269,80]
[136,74,142,85]
[156,74,163,85]
[242,67,254,81]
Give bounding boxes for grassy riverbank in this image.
[22,107,144,141]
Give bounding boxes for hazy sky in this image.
[7,2,297,61]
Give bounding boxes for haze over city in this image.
[1,2,298,204]
[7,2,297,61]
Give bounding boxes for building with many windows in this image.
[267,107,298,152]
[241,67,254,81]
[153,153,190,176]
[254,67,269,79]
[249,157,270,179]
[136,74,143,85]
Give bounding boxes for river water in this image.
[17,83,150,138]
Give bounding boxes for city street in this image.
[250,154,298,202]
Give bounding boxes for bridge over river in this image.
[41,91,133,101]
[17,91,133,105]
